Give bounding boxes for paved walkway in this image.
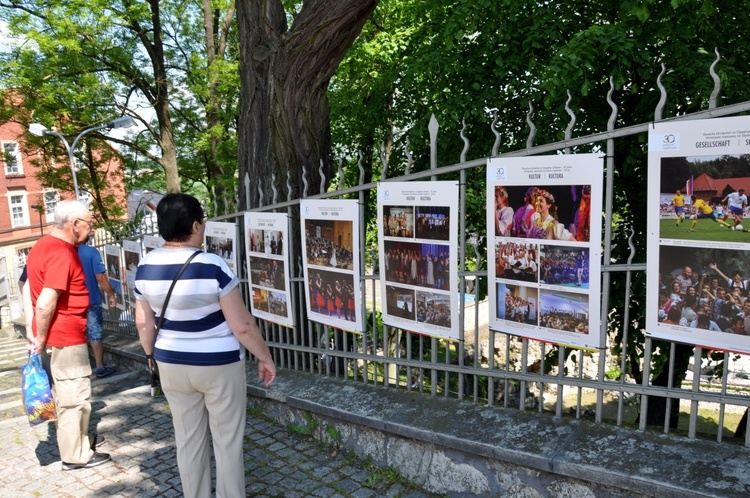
[0,336,436,497]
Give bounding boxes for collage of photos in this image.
[204,221,238,273]
[487,154,604,350]
[244,212,292,327]
[647,116,750,353]
[104,244,126,310]
[378,181,459,341]
[300,199,364,332]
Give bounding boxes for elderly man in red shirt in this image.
[26,199,111,471]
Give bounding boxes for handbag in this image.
[21,353,57,426]
[148,250,202,396]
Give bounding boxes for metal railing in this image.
[102,53,750,447]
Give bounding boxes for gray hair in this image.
[53,200,89,229]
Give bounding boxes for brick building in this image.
[0,118,126,326]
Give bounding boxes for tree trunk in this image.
[237,0,379,209]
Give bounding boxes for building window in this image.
[9,193,29,228]
[43,190,58,223]
[2,142,23,176]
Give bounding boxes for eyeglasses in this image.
[75,218,94,228]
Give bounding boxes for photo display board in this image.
[204,221,239,274]
[646,116,750,354]
[300,199,364,332]
[104,244,126,310]
[486,154,604,350]
[377,181,459,341]
[122,239,142,308]
[143,235,164,253]
[244,212,293,327]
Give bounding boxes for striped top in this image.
[134,247,243,366]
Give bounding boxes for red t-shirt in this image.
[27,235,89,347]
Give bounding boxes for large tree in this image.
[0,0,239,211]
[236,0,380,209]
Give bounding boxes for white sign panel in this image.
[122,239,142,308]
[301,199,364,332]
[647,116,750,354]
[104,244,126,311]
[377,181,459,341]
[244,212,293,327]
[486,154,604,350]
[204,221,239,274]
[142,235,164,253]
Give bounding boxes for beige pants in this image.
[50,343,93,464]
[159,360,247,498]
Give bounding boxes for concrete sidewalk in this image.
[0,336,435,497]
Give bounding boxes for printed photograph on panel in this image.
[495,282,538,325]
[539,245,590,289]
[252,288,269,312]
[657,245,750,335]
[539,290,589,334]
[205,235,234,267]
[264,230,284,255]
[383,205,415,238]
[248,229,266,253]
[268,291,288,318]
[383,240,450,290]
[307,269,357,322]
[659,154,750,241]
[415,206,451,241]
[249,256,286,291]
[105,251,121,281]
[304,219,354,270]
[124,248,140,272]
[416,291,451,328]
[495,241,538,283]
[385,285,416,321]
[494,185,590,242]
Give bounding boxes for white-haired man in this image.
[26,199,111,470]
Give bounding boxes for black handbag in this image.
[147,250,202,396]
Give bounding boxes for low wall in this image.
[247,369,750,498]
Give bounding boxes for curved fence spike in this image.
[525,101,536,149]
[319,160,326,193]
[491,109,501,156]
[709,48,721,110]
[338,158,344,191]
[655,63,667,121]
[257,183,264,207]
[607,77,618,131]
[358,150,365,186]
[405,137,413,175]
[380,142,388,180]
[564,90,576,143]
[429,113,439,171]
[302,164,309,198]
[287,171,293,202]
[271,173,278,204]
[460,120,470,163]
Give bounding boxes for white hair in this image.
[53,200,89,228]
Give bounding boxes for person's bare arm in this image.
[33,287,61,354]
[135,299,157,356]
[220,287,276,387]
[95,272,117,308]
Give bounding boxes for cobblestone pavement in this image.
[0,336,437,497]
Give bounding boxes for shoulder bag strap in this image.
[156,250,202,333]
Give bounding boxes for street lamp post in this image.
[29,116,136,200]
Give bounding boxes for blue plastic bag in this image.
[21,353,57,426]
